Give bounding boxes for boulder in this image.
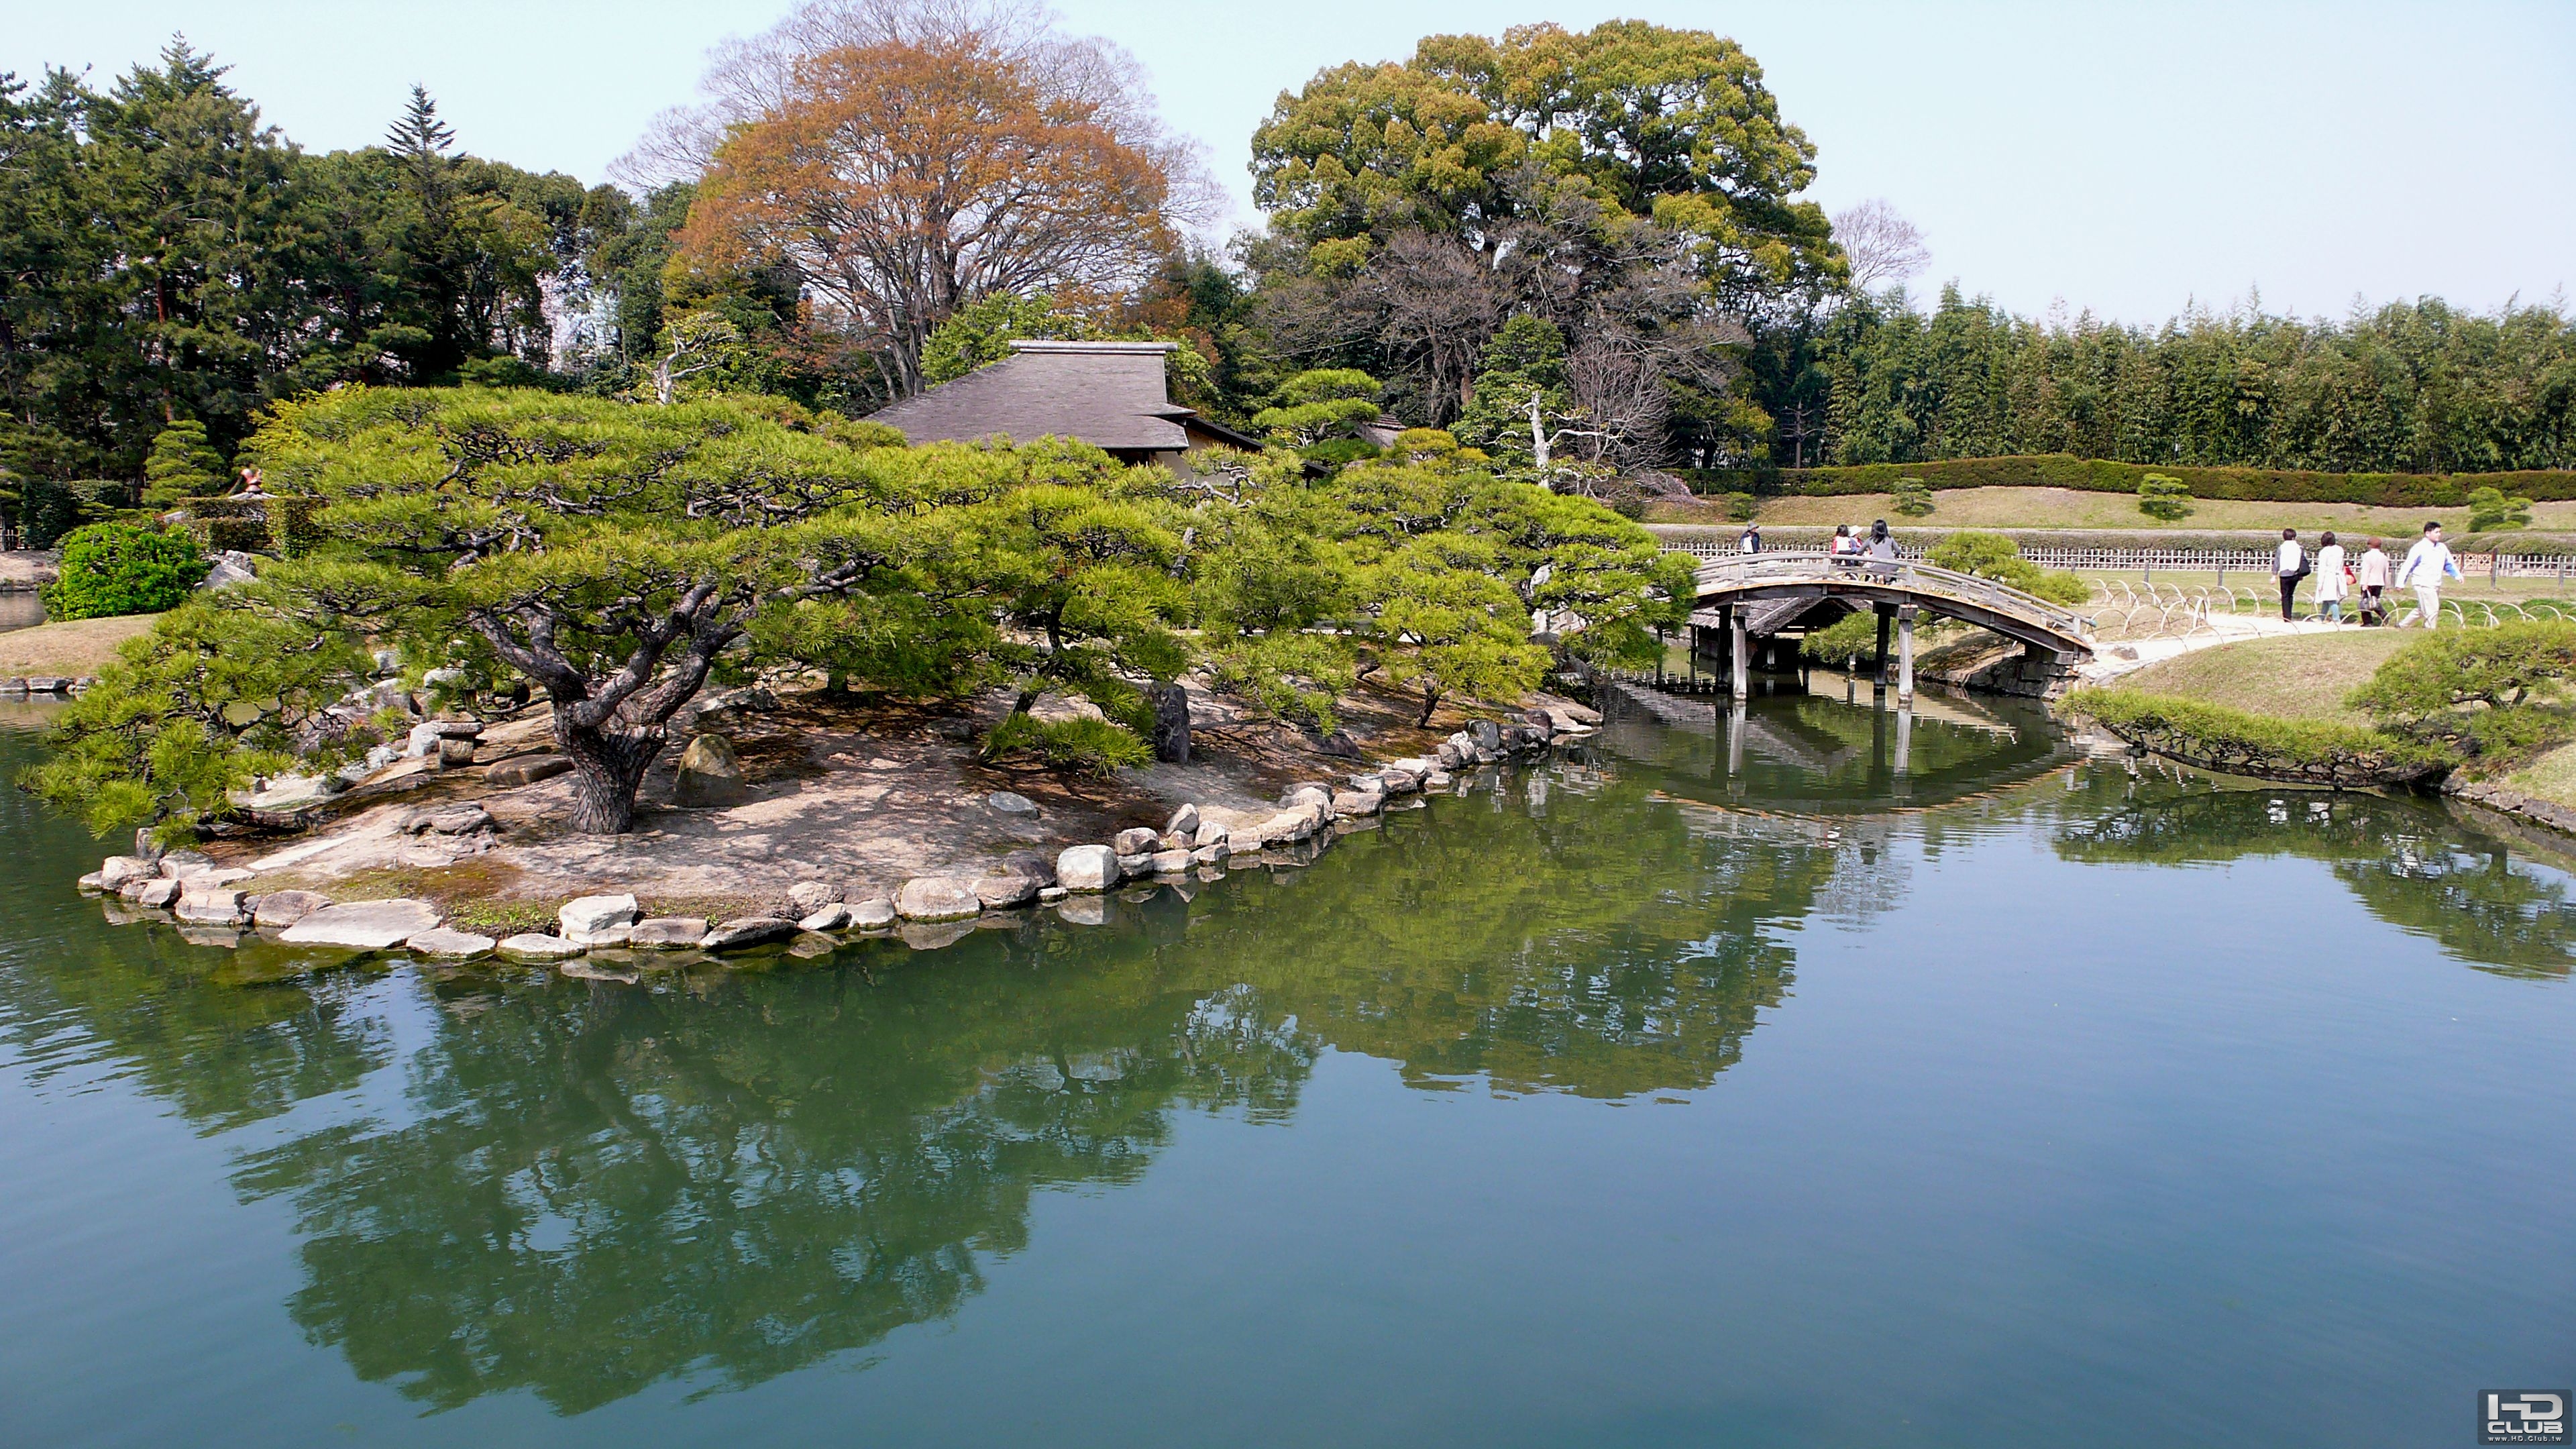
[559,894,641,945]
[1001,849,1058,885]
[798,903,851,933]
[1147,849,1194,875]
[1056,845,1120,893]
[988,790,1040,816]
[158,849,215,879]
[97,855,155,890]
[1150,681,1191,764]
[486,753,573,788]
[252,890,332,928]
[1331,790,1384,818]
[1472,719,1503,751]
[405,804,494,836]
[1424,769,1456,790]
[75,871,107,893]
[1116,852,1154,879]
[629,917,711,949]
[128,878,182,909]
[130,830,167,863]
[174,888,247,925]
[433,737,478,771]
[1192,822,1230,849]
[404,720,447,758]
[497,933,586,961]
[406,928,496,959]
[674,733,747,808]
[1317,730,1362,759]
[896,877,981,922]
[973,875,1040,908]
[1165,803,1201,837]
[847,897,898,928]
[787,880,843,913]
[280,898,443,949]
[1113,826,1161,856]
[1191,845,1228,866]
[1036,885,1069,904]
[703,916,800,951]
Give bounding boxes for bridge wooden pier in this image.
[1680,551,2094,704]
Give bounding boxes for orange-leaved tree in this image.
[676,35,1181,399]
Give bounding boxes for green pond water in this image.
[2,686,2572,1447]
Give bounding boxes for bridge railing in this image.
[1691,549,2093,640]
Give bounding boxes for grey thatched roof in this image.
[869,341,1233,452]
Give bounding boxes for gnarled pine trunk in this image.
[553,714,667,835]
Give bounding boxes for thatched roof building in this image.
[867,341,1261,466]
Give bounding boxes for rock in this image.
[674,733,747,808]
[703,916,800,951]
[1286,786,1332,814]
[406,928,496,959]
[1114,826,1162,856]
[1001,849,1058,885]
[1165,802,1200,837]
[280,898,443,949]
[158,849,215,879]
[1332,790,1384,817]
[252,890,332,928]
[559,894,641,945]
[1116,852,1154,879]
[402,721,446,759]
[798,904,851,932]
[486,753,573,787]
[1191,845,1228,866]
[97,855,155,889]
[847,897,898,928]
[629,917,712,949]
[131,830,167,863]
[174,888,247,925]
[1318,730,1362,759]
[1425,769,1455,790]
[1193,822,1230,849]
[988,790,1040,816]
[1435,741,1466,768]
[1150,681,1191,764]
[1147,849,1194,875]
[973,875,1040,908]
[786,932,841,959]
[1056,845,1120,893]
[76,871,107,893]
[1344,772,1386,794]
[497,933,586,961]
[788,880,843,913]
[128,878,182,909]
[1036,885,1069,904]
[407,804,493,836]
[1473,719,1503,752]
[896,877,981,922]
[433,735,478,771]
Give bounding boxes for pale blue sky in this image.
[5,1,2570,323]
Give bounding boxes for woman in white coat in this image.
[2312,531,2348,623]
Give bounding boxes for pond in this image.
[0,590,43,634]
[2,685,2571,1447]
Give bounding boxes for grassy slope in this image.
[2113,631,2415,728]
[1652,486,2576,537]
[0,614,156,674]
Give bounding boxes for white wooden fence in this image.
[1664,536,2576,585]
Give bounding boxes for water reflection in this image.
[5,693,2575,1415]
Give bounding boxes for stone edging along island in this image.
[72,715,1579,971]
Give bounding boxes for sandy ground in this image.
[219,674,1534,926]
[0,614,156,674]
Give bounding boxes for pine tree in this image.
[142,419,225,507]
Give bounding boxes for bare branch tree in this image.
[1832,198,1930,293]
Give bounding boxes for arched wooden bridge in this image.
[1679,550,2094,700]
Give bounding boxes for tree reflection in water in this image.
[9,718,2576,1415]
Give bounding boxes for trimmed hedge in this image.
[38,522,207,620]
[1686,453,2576,507]
[2062,687,2445,786]
[176,494,322,557]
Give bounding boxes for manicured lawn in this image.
[0,613,157,675]
[2116,630,2417,727]
[1650,486,2576,538]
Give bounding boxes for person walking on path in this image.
[1739,523,1762,554]
[2313,531,2349,623]
[2355,538,2392,625]
[2275,528,2308,621]
[1864,519,1900,578]
[2395,521,2460,628]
